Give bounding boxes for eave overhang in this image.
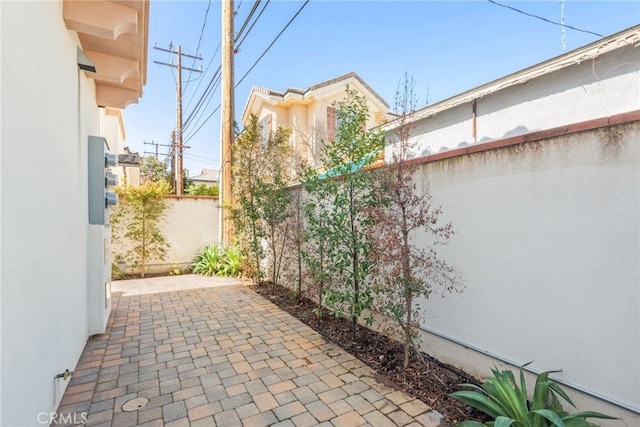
[64,0,149,109]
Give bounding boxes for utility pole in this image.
[220,0,234,246]
[153,43,202,195]
[143,140,171,160]
[170,131,176,193]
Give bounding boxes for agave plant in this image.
[450,364,616,427]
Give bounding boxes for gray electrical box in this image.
[88,136,118,225]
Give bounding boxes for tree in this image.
[185,182,219,196]
[284,186,305,304]
[231,114,291,285]
[371,74,462,368]
[302,87,384,340]
[111,180,171,277]
[141,155,171,185]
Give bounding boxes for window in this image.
[327,106,336,142]
[260,115,272,149]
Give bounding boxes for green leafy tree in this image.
[185,182,219,196]
[371,74,461,368]
[301,167,332,317]
[111,180,171,277]
[302,87,384,340]
[284,186,306,304]
[141,155,171,185]
[262,162,292,291]
[231,114,291,285]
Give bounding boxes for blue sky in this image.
[122,0,639,177]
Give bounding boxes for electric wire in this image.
[180,0,263,139]
[181,0,270,143]
[235,0,271,51]
[236,0,310,88]
[181,66,222,140]
[183,71,223,142]
[184,42,221,112]
[235,0,261,45]
[183,0,211,94]
[487,0,604,37]
[183,0,310,146]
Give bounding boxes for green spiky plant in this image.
[450,364,616,427]
[192,245,243,278]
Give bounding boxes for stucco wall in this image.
[391,44,640,158]
[409,121,639,423]
[163,197,220,270]
[0,1,100,425]
[112,196,220,274]
[276,119,639,424]
[376,41,640,421]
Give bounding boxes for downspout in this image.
[471,99,477,142]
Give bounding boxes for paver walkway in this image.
[56,275,444,426]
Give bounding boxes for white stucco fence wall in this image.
[409,122,639,424]
[162,196,220,270]
[377,40,640,422]
[112,196,220,275]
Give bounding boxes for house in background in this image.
[241,72,393,171]
[189,168,220,187]
[118,150,142,187]
[0,1,149,425]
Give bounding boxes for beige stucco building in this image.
[241,72,393,171]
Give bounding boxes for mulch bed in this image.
[253,281,489,426]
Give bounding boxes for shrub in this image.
[185,183,219,196]
[192,245,243,278]
[450,364,616,427]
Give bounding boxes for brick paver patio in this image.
[56,275,444,426]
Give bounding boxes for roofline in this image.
[241,72,390,124]
[382,24,640,131]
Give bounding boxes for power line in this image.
[184,42,221,113]
[184,0,212,94]
[183,103,222,145]
[487,0,604,38]
[182,0,310,145]
[180,0,270,144]
[181,66,223,142]
[235,0,271,51]
[236,0,310,88]
[235,0,261,44]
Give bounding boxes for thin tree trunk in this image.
[141,206,146,278]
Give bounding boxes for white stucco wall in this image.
[410,122,639,422]
[389,43,640,159]
[0,1,105,425]
[162,197,220,269]
[378,43,640,419]
[112,196,220,274]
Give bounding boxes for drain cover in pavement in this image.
[121,397,149,412]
